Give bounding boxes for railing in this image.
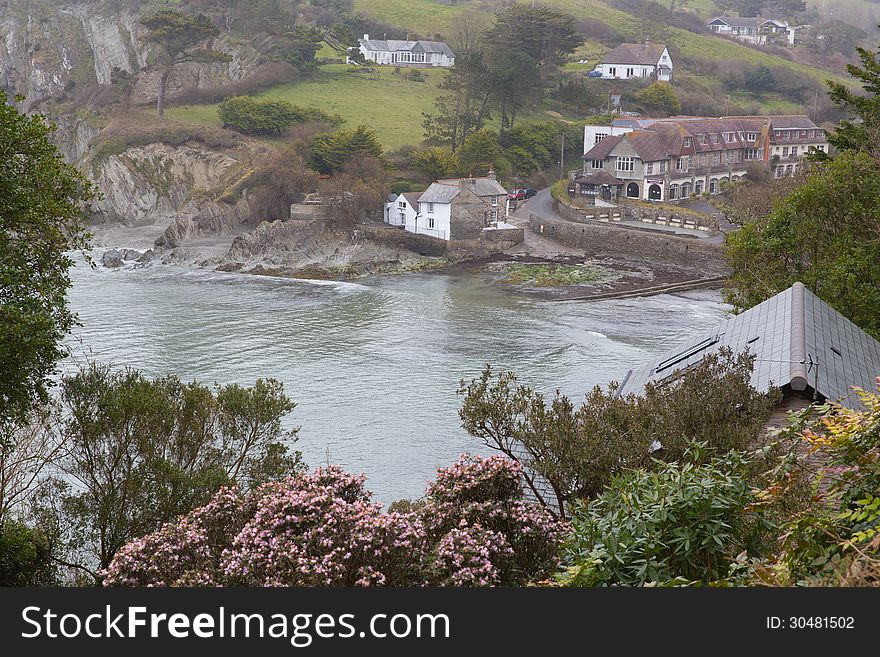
[414,227,448,240]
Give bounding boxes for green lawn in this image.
[167,64,447,150]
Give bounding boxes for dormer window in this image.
[683,137,692,147]
[747,132,757,141]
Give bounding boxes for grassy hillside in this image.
[168,64,447,149]
[166,0,855,150]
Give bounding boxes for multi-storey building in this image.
[577,115,827,203]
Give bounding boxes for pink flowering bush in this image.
[103,456,563,587]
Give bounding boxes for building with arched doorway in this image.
[581,115,827,203]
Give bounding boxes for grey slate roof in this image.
[359,38,454,56]
[616,283,880,410]
[418,182,460,204]
[601,43,668,65]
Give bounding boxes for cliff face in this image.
[0,0,260,110]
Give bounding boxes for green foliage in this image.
[0,91,95,434]
[310,125,384,173]
[502,263,609,287]
[760,389,880,586]
[744,65,776,93]
[0,518,57,586]
[458,349,774,519]
[500,122,580,178]
[633,82,681,116]
[410,147,456,181]
[55,364,304,577]
[560,450,772,586]
[455,128,504,177]
[550,178,569,204]
[724,150,880,340]
[141,8,231,115]
[218,96,341,135]
[827,39,880,154]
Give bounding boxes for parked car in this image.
[587,70,603,78]
[507,189,526,200]
[523,188,537,199]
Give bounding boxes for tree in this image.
[455,128,504,176]
[310,125,384,173]
[0,518,57,586]
[633,82,681,116]
[613,0,673,44]
[826,38,880,154]
[0,92,95,435]
[141,9,232,117]
[744,65,776,93]
[103,455,563,587]
[802,21,866,59]
[724,150,880,340]
[411,147,456,182]
[448,9,491,57]
[52,365,303,580]
[422,53,494,151]
[458,349,774,519]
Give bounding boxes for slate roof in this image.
[601,43,668,65]
[418,182,460,204]
[576,170,624,186]
[437,176,508,198]
[402,192,422,207]
[708,16,760,28]
[616,283,880,410]
[359,38,454,56]
[582,134,623,159]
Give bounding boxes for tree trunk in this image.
[156,66,172,117]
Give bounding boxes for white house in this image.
[353,34,455,67]
[384,191,421,227]
[707,17,796,46]
[593,43,673,81]
[402,174,508,241]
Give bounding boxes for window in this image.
[711,134,719,144]
[399,52,411,62]
[398,200,406,209]
[609,67,616,76]
[800,130,807,137]
[659,161,667,173]
[412,52,426,63]
[616,156,634,172]
[726,151,735,163]
[676,157,688,171]
[747,132,757,141]
[724,132,735,143]
[699,134,707,145]
[594,133,608,144]
[399,211,405,222]
[745,148,762,160]
[427,202,435,213]
[626,67,634,77]
[775,130,781,138]
[491,209,498,221]
[645,162,654,175]
[712,152,721,166]
[591,159,604,169]
[428,215,435,228]
[683,137,692,147]
[491,196,498,207]
[782,146,789,157]
[669,184,678,200]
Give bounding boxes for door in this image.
[626,182,639,198]
[648,184,662,201]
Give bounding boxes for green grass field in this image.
[167,64,447,150]
[166,0,856,150]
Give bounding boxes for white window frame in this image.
[591,159,604,169]
[427,202,435,213]
[616,156,634,172]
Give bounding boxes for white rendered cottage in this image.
[354,34,455,67]
[384,192,421,227]
[594,43,672,81]
[403,175,508,241]
[706,17,796,46]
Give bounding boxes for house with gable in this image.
[593,43,673,81]
[706,17,796,46]
[579,115,827,202]
[353,34,455,67]
[408,173,509,240]
[384,191,421,227]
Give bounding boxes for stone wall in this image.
[555,199,717,233]
[529,214,725,269]
[364,224,523,256]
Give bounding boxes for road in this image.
[504,188,583,258]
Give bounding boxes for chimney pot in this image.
[364,34,369,41]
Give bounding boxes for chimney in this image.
[486,168,496,181]
[363,34,369,41]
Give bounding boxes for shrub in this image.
[0,519,57,586]
[218,96,341,136]
[103,455,563,587]
[560,449,773,586]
